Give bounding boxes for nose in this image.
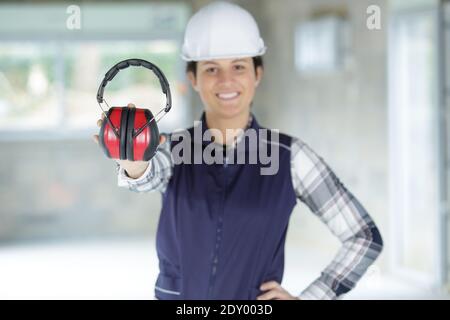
[217,69,234,85]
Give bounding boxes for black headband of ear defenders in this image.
[96,58,172,113]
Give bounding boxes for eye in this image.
[234,64,246,71]
[206,67,217,74]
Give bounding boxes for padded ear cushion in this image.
[143,109,160,161]
[119,107,129,160]
[98,108,112,158]
[99,107,123,159]
[126,107,137,161]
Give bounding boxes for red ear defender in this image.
[96,59,171,161]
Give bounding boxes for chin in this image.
[216,105,246,119]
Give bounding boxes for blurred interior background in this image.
[0,0,449,299]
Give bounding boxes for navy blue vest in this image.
[155,114,297,299]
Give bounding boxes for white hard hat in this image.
[181,1,267,61]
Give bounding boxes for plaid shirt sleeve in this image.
[290,138,383,300]
[117,133,173,193]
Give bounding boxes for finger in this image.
[127,103,136,108]
[97,119,103,127]
[159,135,166,145]
[101,112,105,120]
[116,159,126,167]
[260,281,280,291]
[257,288,283,300]
[92,134,99,145]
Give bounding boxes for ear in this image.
[187,71,199,92]
[255,66,263,88]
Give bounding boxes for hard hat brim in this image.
[180,47,267,62]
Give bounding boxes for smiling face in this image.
[187,58,263,120]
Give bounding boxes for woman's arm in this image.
[117,133,174,193]
[291,138,383,300]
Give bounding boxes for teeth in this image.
[217,92,239,100]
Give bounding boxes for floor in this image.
[0,237,447,300]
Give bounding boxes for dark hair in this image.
[186,56,264,77]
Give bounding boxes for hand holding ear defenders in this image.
[96,59,172,161]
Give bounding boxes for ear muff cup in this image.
[98,109,110,158]
[99,107,123,160]
[99,106,161,162]
[143,109,160,161]
[126,108,160,161]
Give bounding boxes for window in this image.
[0,43,59,129]
[295,16,347,73]
[388,7,444,287]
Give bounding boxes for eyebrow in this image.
[201,59,249,66]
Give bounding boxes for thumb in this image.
[159,135,166,145]
[92,134,99,145]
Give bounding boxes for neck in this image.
[204,111,250,145]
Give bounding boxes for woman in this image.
[94,2,382,300]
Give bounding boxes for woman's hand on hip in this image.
[257,281,300,300]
